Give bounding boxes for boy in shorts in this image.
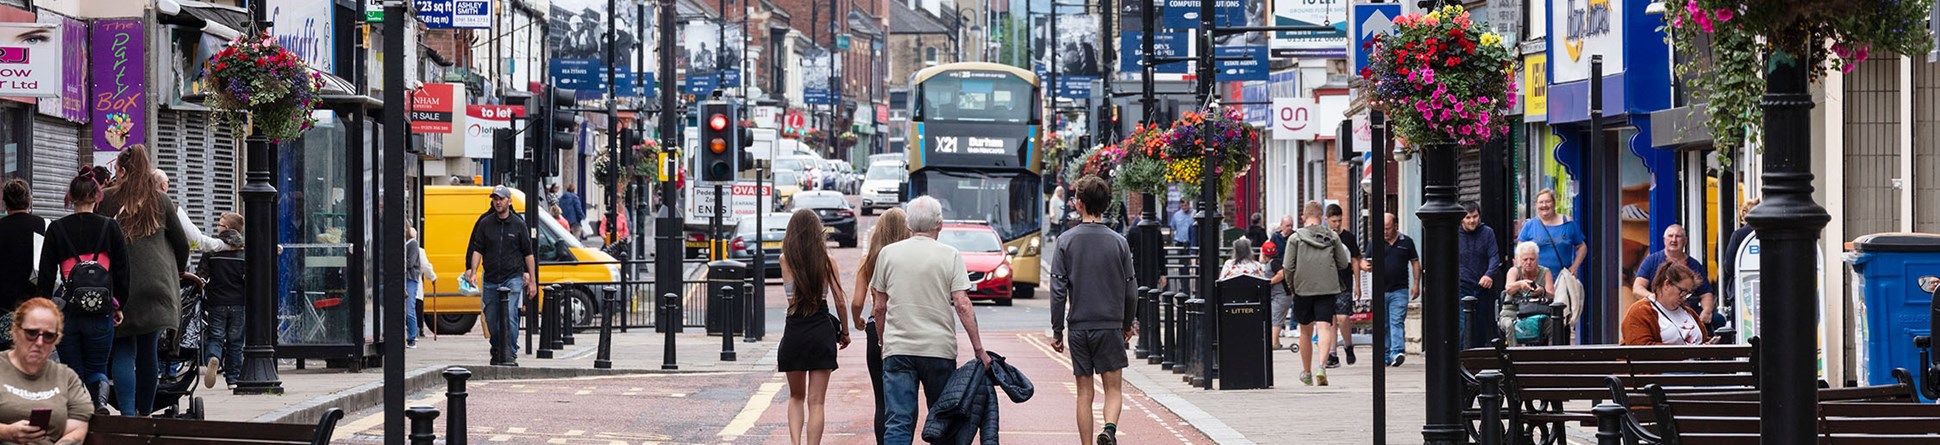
[1049,176,1138,445]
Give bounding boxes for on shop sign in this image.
[1271,95,1347,141]
[1552,0,1622,83]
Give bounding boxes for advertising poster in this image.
[34,14,85,121]
[1035,14,1101,77]
[0,22,60,97]
[551,0,643,96]
[268,0,333,73]
[409,82,459,133]
[89,18,142,152]
[1270,0,1347,58]
[463,104,525,159]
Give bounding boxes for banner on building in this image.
[410,83,460,133]
[1551,0,1623,82]
[1270,0,1347,58]
[804,49,833,105]
[1035,14,1101,77]
[1120,32,1190,74]
[34,14,85,121]
[89,19,142,152]
[552,0,643,89]
[1271,95,1347,140]
[1523,54,1547,121]
[269,0,333,73]
[1215,46,1268,81]
[414,0,492,29]
[681,18,743,80]
[463,105,525,158]
[551,58,653,97]
[1163,0,1247,29]
[0,23,61,97]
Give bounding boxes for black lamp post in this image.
[1416,141,1465,444]
[234,0,284,399]
[1130,0,1164,364]
[1743,48,1826,444]
[654,0,686,370]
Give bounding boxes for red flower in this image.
[1449,28,1463,37]
[1447,56,1462,65]
[1427,38,1439,47]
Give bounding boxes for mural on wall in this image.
[89,18,142,152]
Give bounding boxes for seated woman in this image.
[0,298,93,443]
[1500,242,1555,346]
[1218,238,1267,280]
[1620,262,1713,346]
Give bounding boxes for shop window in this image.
[0,106,23,180]
[277,111,355,346]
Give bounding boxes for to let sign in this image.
[90,19,144,152]
[410,83,458,133]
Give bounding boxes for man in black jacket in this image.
[464,186,536,366]
[199,214,245,389]
[1048,176,1137,445]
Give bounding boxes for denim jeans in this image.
[112,332,159,415]
[881,355,955,445]
[405,278,421,344]
[866,318,887,444]
[1385,289,1409,363]
[204,305,245,383]
[57,314,114,387]
[480,276,525,360]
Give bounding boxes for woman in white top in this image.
[1621,261,1712,346]
[1219,237,1267,280]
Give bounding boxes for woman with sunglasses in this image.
[0,298,94,442]
[1620,262,1714,346]
[37,167,127,413]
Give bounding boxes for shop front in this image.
[1542,0,1675,344]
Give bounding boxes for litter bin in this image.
[1216,274,1271,390]
[705,260,749,336]
[1846,233,1940,394]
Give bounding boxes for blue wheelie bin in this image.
[1846,233,1940,398]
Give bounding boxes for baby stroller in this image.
[152,275,208,419]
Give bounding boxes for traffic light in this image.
[698,101,736,183]
[736,121,755,172]
[492,128,516,183]
[549,87,578,152]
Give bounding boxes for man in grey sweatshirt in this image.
[1049,175,1137,445]
[1284,201,1351,386]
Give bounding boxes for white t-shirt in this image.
[1651,300,1703,345]
[870,235,972,361]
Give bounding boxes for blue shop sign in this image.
[1119,32,1190,74]
[1215,46,1268,81]
[1163,0,1245,29]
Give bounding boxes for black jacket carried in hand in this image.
[922,352,1034,445]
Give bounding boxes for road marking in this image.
[1018,332,1199,444]
[718,379,785,438]
[334,393,448,437]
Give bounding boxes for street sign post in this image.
[1350,3,1402,75]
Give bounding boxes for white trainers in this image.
[202,358,220,389]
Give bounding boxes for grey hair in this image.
[905,196,943,233]
[1515,241,1540,258]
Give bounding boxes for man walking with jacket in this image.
[1458,202,1501,349]
[1049,176,1138,445]
[871,196,991,445]
[1284,201,1351,386]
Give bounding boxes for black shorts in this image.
[1336,292,1354,316]
[1292,294,1338,326]
[1067,329,1129,376]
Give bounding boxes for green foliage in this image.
[1360,5,1517,148]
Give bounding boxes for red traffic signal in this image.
[708,113,729,131]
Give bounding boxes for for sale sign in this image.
[410,83,459,133]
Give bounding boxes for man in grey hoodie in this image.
[1283,201,1351,386]
[1049,176,1137,445]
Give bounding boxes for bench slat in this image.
[89,416,318,441]
[1490,344,1754,362]
[1504,361,1753,375]
[1517,374,1754,389]
[86,433,310,445]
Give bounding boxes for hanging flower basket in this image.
[1111,123,1169,196]
[1155,107,1258,201]
[595,137,663,190]
[1662,0,1933,159]
[203,33,324,142]
[1360,5,1517,149]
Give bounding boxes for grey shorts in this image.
[1068,329,1129,376]
[1336,291,1354,316]
[1270,286,1295,328]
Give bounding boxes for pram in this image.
[152,275,207,419]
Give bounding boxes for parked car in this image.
[830,160,859,194]
[868,153,903,169]
[789,190,857,248]
[729,213,790,278]
[772,169,804,209]
[937,223,1014,306]
[860,161,906,216]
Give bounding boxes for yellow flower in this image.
[1480,33,1501,47]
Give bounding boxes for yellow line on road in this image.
[718,379,785,438]
[334,393,449,438]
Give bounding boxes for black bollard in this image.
[1140,287,1156,363]
[545,286,567,351]
[560,289,577,347]
[1161,291,1179,371]
[1461,296,1477,350]
[405,405,440,445]
[1549,300,1568,346]
[743,283,758,343]
[443,367,472,445]
[596,286,618,369]
[661,292,679,370]
[1477,370,1502,445]
[720,285,738,361]
[536,285,557,359]
[1135,286,1152,359]
[1591,402,1625,445]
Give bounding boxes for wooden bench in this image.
[1627,382,1940,444]
[1460,340,1758,445]
[85,408,344,445]
[1597,370,1919,444]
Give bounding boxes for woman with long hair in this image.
[95,145,190,416]
[777,209,847,445]
[38,167,128,413]
[847,208,909,443]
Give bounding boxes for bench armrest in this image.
[1918,336,1938,400]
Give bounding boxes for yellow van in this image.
[420,185,621,334]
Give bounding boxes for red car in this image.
[938,223,1014,306]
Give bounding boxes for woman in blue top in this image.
[1516,189,1586,278]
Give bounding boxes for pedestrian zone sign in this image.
[1350,3,1402,75]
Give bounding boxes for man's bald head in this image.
[155,169,169,192]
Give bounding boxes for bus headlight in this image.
[1023,236,1041,257]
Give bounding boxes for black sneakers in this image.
[1388,355,1406,367]
[1097,424,1118,445]
[1343,346,1358,365]
[1326,353,1341,368]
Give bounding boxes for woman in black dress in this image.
[777,209,847,445]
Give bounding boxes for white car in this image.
[859,161,906,216]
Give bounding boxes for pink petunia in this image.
[1713,8,1733,22]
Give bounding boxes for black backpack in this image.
[58,218,115,316]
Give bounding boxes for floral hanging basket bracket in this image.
[203,33,325,142]
[1359,5,1517,150]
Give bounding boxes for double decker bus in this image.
[905,62,1045,296]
